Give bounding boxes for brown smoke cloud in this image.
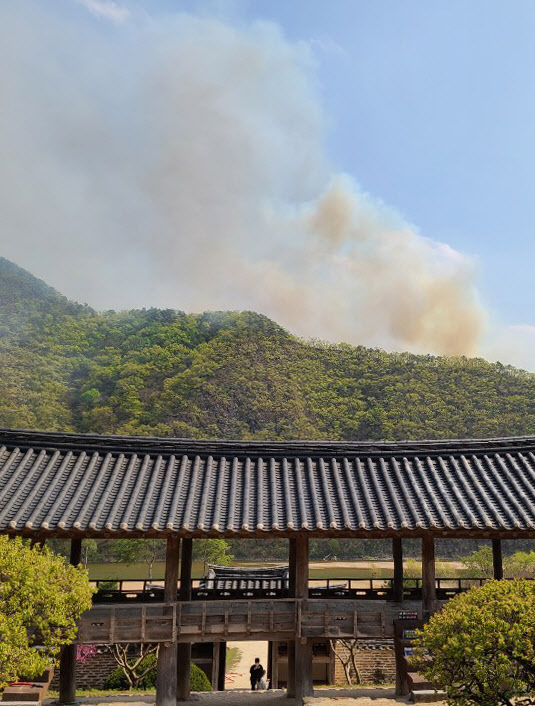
[0,3,487,357]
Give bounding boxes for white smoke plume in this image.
[0,2,487,357]
[73,0,130,23]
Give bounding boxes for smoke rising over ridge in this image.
[0,2,486,356]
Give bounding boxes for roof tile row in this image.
[1,429,535,535]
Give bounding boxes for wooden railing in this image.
[78,599,390,644]
[91,576,499,603]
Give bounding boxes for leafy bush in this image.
[0,536,94,689]
[190,664,212,692]
[413,579,535,706]
[104,653,157,690]
[104,656,212,692]
[97,581,119,592]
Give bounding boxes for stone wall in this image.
[51,648,118,690]
[333,640,396,685]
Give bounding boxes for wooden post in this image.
[156,536,180,706]
[217,642,226,691]
[267,640,273,689]
[270,641,278,689]
[177,538,193,701]
[294,535,313,702]
[59,539,82,704]
[492,539,503,580]
[289,538,296,596]
[287,642,295,697]
[211,643,219,690]
[328,641,336,685]
[421,536,436,619]
[392,538,404,602]
[287,539,296,698]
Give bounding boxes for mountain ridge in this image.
[1,256,534,442]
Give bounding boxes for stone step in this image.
[407,671,434,691]
[410,688,447,703]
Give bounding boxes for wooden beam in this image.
[156,536,180,706]
[58,539,82,704]
[392,538,403,602]
[177,538,193,701]
[421,536,436,619]
[294,536,313,702]
[492,539,503,580]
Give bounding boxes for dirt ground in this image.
[225,640,268,689]
[48,688,445,705]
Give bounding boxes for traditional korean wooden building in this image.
[1,429,535,703]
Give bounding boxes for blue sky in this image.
[2,0,535,367]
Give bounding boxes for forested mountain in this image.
[2,256,535,441]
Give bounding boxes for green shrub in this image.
[104,655,212,692]
[97,580,119,592]
[413,579,535,706]
[190,664,212,692]
[104,654,157,690]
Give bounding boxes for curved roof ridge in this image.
[1,427,535,458]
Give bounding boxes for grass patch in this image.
[87,560,464,581]
[226,646,242,672]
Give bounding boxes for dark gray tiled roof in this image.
[1,428,535,537]
[201,565,289,591]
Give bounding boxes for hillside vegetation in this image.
[1,256,535,441]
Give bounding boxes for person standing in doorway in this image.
[250,657,264,690]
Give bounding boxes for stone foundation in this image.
[333,641,396,685]
[51,648,117,690]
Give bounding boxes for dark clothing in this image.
[250,663,264,690]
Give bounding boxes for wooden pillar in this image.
[156,536,180,706]
[492,539,503,580]
[270,641,278,689]
[289,538,296,596]
[267,640,273,689]
[287,539,296,698]
[59,539,82,704]
[294,535,313,702]
[287,642,295,696]
[211,644,219,690]
[421,536,436,619]
[392,538,404,602]
[217,642,226,691]
[177,538,193,701]
[328,641,336,685]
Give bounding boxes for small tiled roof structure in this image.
[1,428,535,538]
[201,565,289,591]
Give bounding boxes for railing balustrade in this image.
[90,575,527,603]
[78,598,373,644]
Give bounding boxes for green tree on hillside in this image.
[3,257,535,442]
